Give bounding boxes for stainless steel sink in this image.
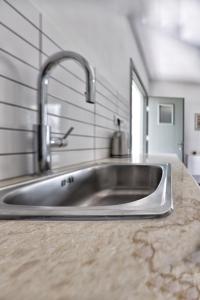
[0,163,172,219]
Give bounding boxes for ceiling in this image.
[128,0,200,83]
[32,0,200,84]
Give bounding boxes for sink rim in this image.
[0,162,173,219]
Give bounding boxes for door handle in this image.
[177,143,183,151]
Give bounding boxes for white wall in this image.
[30,1,149,98]
[150,81,200,156]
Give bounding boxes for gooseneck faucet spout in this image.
[37,51,96,174]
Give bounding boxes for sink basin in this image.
[0,163,172,219]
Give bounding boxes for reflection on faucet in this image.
[36,51,96,174]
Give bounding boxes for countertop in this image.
[0,154,200,300]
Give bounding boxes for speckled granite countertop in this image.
[0,154,200,300]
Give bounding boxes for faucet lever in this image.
[51,127,74,148]
[62,127,74,140]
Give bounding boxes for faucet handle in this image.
[51,127,74,148]
[62,127,74,140]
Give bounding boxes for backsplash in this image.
[0,0,130,181]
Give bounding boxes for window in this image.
[158,104,174,125]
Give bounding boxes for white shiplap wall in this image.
[0,0,130,180]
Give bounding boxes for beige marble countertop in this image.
[0,154,200,300]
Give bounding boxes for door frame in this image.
[148,95,185,162]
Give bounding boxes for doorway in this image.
[148,97,184,161]
[131,80,144,155]
[130,59,148,156]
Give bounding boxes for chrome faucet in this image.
[36,51,96,174]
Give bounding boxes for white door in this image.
[148,97,184,161]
